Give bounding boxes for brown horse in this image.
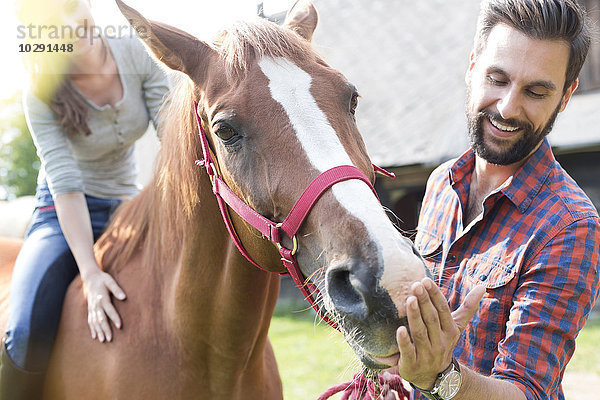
[0,0,427,398]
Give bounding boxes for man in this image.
[390,1,600,399]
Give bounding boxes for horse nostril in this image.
[326,261,371,321]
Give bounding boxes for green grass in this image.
[270,304,600,400]
[269,303,358,400]
[566,318,600,375]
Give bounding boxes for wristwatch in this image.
[410,357,462,400]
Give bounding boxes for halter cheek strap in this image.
[193,101,394,329]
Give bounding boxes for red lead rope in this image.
[318,372,409,400]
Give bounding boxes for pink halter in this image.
[193,102,394,329]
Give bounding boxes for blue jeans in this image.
[5,184,120,371]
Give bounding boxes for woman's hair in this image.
[18,0,93,137]
[26,54,93,137]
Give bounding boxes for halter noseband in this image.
[193,102,394,330]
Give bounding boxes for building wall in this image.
[555,150,600,211]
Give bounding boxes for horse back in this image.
[0,237,22,331]
[43,251,184,399]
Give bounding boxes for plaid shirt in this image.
[414,139,600,400]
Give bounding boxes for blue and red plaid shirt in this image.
[414,139,600,400]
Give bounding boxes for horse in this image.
[0,1,427,398]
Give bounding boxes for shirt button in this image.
[447,254,457,263]
[479,273,488,282]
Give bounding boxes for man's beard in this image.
[466,89,561,165]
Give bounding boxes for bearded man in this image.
[386,1,600,400]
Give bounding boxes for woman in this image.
[1,1,170,398]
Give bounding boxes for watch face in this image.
[438,370,461,399]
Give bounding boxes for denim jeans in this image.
[5,184,120,371]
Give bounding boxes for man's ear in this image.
[559,79,578,113]
[283,0,318,42]
[115,0,216,82]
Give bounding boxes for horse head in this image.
[116,0,428,370]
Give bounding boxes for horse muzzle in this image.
[319,240,429,370]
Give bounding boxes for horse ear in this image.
[283,0,318,42]
[115,0,215,81]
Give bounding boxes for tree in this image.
[0,92,39,200]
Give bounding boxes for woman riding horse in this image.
[1,1,169,398]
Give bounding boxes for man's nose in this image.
[496,87,522,121]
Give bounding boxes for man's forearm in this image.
[453,363,527,400]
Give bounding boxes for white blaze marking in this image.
[258,57,414,275]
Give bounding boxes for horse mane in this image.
[95,76,202,272]
[213,18,316,80]
[95,18,315,272]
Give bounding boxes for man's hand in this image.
[396,278,485,390]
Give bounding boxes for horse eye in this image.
[350,93,359,115]
[214,124,237,143]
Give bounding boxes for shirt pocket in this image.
[465,255,518,288]
[415,230,444,275]
[463,255,518,358]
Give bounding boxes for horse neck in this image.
[169,173,281,377]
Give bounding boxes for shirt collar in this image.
[501,138,554,213]
[449,148,475,187]
[449,138,555,214]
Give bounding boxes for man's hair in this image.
[473,0,592,92]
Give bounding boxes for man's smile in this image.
[489,117,520,132]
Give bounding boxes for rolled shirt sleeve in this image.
[492,217,600,400]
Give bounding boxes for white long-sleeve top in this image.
[23,34,170,199]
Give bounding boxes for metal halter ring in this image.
[275,222,298,255]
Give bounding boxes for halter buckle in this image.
[206,161,216,177]
[195,159,216,177]
[275,222,298,256]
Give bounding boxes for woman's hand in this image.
[53,193,127,342]
[82,269,127,342]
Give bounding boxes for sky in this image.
[0,0,293,100]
